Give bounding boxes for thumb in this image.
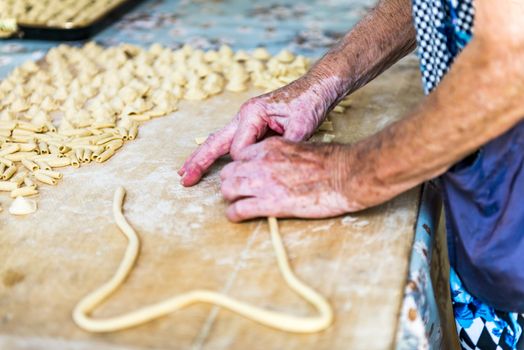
[283,123,311,142]
[226,197,280,222]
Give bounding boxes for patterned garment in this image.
[412,0,474,93]
[451,268,524,350]
[411,1,524,349]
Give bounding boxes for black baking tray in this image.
[3,0,144,41]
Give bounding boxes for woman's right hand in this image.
[178,73,340,186]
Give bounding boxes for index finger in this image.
[178,120,238,187]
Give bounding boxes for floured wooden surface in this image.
[0,56,424,350]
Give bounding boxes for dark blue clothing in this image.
[442,122,524,313]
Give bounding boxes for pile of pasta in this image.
[0,42,337,213]
[0,0,126,28]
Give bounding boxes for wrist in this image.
[329,144,369,212]
[330,142,400,212]
[306,65,349,107]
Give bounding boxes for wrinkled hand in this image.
[220,137,363,222]
[178,75,336,186]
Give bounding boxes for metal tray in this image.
[0,0,143,41]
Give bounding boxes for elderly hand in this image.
[178,74,338,186]
[219,137,365,222]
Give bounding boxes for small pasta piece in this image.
[0,129,11,137]
[23,177,35,187]
[60,129,93,137]
[45,122,57,133]
[82,149,92,163]
[96,148,115,163]
[0,121,17,130]
[18,143,38,152]
[38,141,49,154]
[5,152,37,161]
[36,161,51,171]
[10,135,36,144]
[338,99,352,107]
[9,171,26,187]
[17,121,44,132]
[233,50,250,62]
[58,145,71,154]
[12,129,35,137]
[29,154,59,162]
[21,159,39,172]
[34,172,57,185]
[319,121,334,132]
[252,47,271,61]
[0,144,20,157]
[69,153,80,168]
[35,169,62,180]
[0,181,18,191]
[103,128,121,137]
[105,139,123,151]
[119,86,138,104]
[10,98,30,112]
[91,147,104,161]
[96,135,122,145]
[195,136,207,145]
[46,157,71,168]
[117,127,128,140]
[10,186,38,198]
[128,123,138,140]
[70,144,101,152]
[332,106,345,114]
[184,87,208,100]
[322,133,336,143]
[129,114,151,122]
[75,148,84,163]
[225,79,247,93]
[204,50,220,62]
[48,144,61,156]
[275,49,295,63]
[92,121,116,129]
[0,157,14,167]
[2,165,17,180]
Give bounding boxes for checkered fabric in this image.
[412,0,474,94]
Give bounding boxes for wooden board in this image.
[0,56,424,350]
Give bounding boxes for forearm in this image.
[339,36,524,209]
[309,0,416,106]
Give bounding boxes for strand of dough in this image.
[73,187,334,333]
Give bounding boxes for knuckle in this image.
[220,162,234,178]
[220,182,233,200]
[239,98,265,115]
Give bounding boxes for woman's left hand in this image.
[220,137,364,222]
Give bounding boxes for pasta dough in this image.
[73,187,333,333]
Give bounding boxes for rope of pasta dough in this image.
[72,186,334,333]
